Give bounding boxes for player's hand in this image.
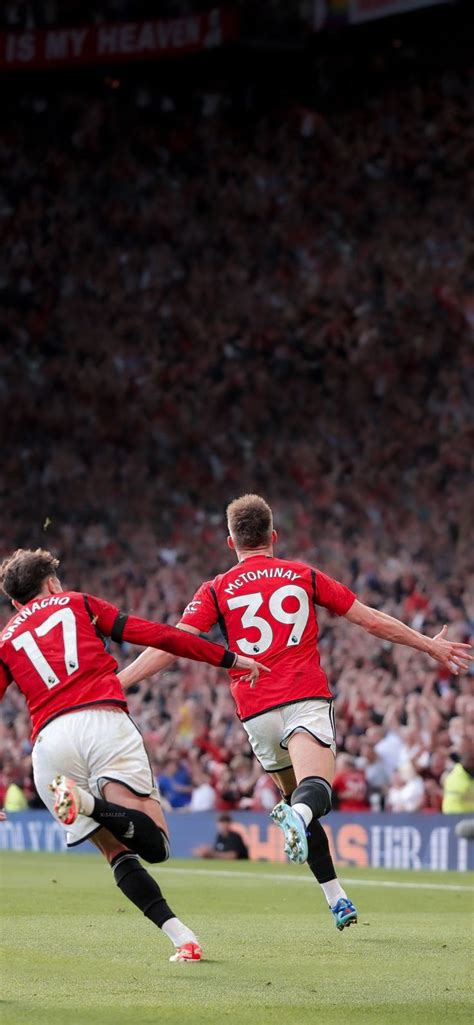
[0,810,7,821]
[234,655,270,687]
[429,625,473,675]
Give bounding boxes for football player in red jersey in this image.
[119,495,473,931]
[0,548,267,962]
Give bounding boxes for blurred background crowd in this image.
[0,2,472,816]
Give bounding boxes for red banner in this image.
[0,8,238,70]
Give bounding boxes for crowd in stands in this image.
[0,60,472,816]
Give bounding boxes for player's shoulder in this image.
[276,556,314,574]
[65,590,109,606]
[268,556,315,583]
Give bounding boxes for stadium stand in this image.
[0,13,472,814]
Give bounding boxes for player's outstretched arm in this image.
[345,599,473,675]
[118,616,268,686]
[119,648,176,689]
[118,624,201,690]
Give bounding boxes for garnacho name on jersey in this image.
[2,595,71,641]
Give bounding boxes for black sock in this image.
[111,851,174,928]
[91,797,169,863]
[306,819,337,883]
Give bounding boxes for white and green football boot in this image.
[270,801,308,864]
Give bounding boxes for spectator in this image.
[332,755,370,812]
[193,814,249,860]
[442,746,474,814]
[358,741,390,807]
[248,770,280,812]
[188,765,216,812]
[387,762,425,813]
[156,757,193,810]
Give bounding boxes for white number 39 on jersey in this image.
[227,585,309,655]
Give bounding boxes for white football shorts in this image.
[242,699,336,772]
[32,706,160,846]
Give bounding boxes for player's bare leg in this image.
[269,733,334,863]
[287,731,335,788]
[50,774,171,862]
[101,779,169,835]
[270,738,357,930]
[90,825,202,962]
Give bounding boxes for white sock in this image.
[320,879,347,907]
[76,786,94,817]
[161,917,198,948]
[291,802,313,827]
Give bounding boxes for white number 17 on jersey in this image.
[12,608,79,688]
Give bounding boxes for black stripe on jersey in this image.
[83,595,107,648]
[111,612,128,643]
[0,657,13,681]
[311,569,317,605]
[210,586,229,646]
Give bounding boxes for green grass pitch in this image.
[1,852,472,1025]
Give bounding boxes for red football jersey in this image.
[180,554,356,720]
[0,590,237,741]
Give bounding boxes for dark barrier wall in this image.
[0,811,472,870]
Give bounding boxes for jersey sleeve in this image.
[83,593,121,636]
[120,615,236,668]
[314,569,356,616]
[179,580,219,633]
[85,591,236,667]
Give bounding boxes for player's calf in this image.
[111,851,201,957]
[306,820,358,928]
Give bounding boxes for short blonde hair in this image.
[226,494,273,550]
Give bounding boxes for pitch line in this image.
[156,866,474,893]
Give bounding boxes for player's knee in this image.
[139,826,170,864]
[291,775,332,819]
